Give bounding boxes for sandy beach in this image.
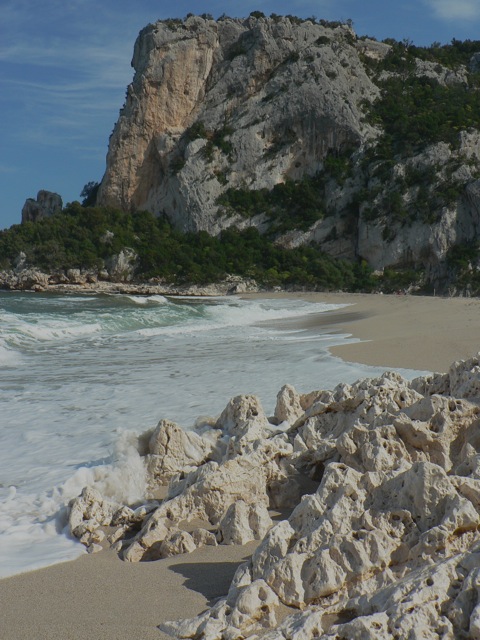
[0,543,259,640]
[2,292,480,639]
[250,291,480,372]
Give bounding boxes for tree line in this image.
[0,204,375,291]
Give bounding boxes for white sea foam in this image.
[59,432,147,505]
[0,428,148,578]
[58,296,97,302]
[122,294,168,306]
[0,291,425,579]
[0,341,20,366]
[138,299,347,337]
[0,310,103,349]
[14,319,102,344]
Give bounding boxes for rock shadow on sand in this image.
[169,559,248,604]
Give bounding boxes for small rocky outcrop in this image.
[104,248,138,282]
[21,190,62,223]
[67,354,480,638]
[0,264,259,294]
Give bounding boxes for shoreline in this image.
[0,276,260,297]
[2,290,480,638]
[244,291,480,372]
[5,284,479,372]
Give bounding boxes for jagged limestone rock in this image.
[67,355,480,638]
[191,528,217,548]
[218,499,273,545]
[216,394,272,457]
[68,486,120,542]
[274,384,304,425]
[157,356,480,638]
[144,418,214,485]
[158,530,197,558]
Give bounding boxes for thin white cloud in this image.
[424,0,480,20]
[3,75,124,113]
[0,38,132,85]
[0,165,17,174]
[0,39,127,66]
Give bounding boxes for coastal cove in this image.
[1,291,480,639]
[5,6,480,637]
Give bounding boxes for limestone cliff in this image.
[97,14,480,290]
[97,15,377,233]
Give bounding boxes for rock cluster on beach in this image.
[68,355,480,638]
[0,266,259,296]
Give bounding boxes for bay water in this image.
[0,291,421,578]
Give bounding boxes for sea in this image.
[0,291,425,579]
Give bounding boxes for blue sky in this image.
[1,0,480,230]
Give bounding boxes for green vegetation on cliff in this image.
[216,151,355,234]
[0,204,375,291]
[217,174,326,233]
[446,242,480,294]
[353,39,480,244]
[380,38,480,71]
[366,75,480,155]
[361,39,480,160]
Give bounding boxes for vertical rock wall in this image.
[97,15,377,233]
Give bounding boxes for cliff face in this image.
[97,15,377,233]
[97,14,480,289]
[355,132,480,289]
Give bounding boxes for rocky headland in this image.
[93,13,480,292]
[68,354,480,638]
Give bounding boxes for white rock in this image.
[274,384,304,425]
[216,395,271,457]
[191,528,217,547]
[68,486,119,537]
[68,355,480,639]
[145,418,212,484]
[159,530,196,558]
[229,580,279,631]
[219,500,273,545]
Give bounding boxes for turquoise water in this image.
[0,291,416,578]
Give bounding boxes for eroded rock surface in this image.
[68,354,480,638]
